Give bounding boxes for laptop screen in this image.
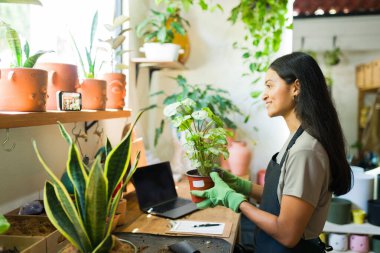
[132,161,178,210]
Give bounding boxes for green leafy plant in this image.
[324,47,342,66]
[154,0,223,12]
[0,20,52,67]
[229,0,291,86]
[0,214,10,235]
[71,11,99,78]
[164,98,231,176]
[151,75,246,146]
[100,15,131,72]
[32,109,147,253]
[0,0,41,5]
[136,8,189,43]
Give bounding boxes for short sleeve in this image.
[282,149,329,207]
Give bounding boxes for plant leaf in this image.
[89,11,98,54]
[70,33,86,78]
[0,0,42,4]
[5,25,22,67]
[85,157,108,246]
[57,122,73,145]
[23,50,53,68]
[112,35,125,49]
[113,15,130,27]
[93,235,113,253]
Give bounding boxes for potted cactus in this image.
[32,109,148,253]
[164,98,231,203]
[0,20,52,112]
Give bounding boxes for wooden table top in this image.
[116,178,241,252]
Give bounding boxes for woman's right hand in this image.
[219,170,252,196]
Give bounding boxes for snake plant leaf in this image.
[67,143,88,221]
[23,50,53,68]
[106,138,112,157]
[70,33,86,78]
[93,234,113,253]
[85,48,93,78]
[85,157,107,246]
[105,187,122,235]
[57,121,73,145]
[24,41,30,59]
[89,11,98,54]
[33,141,92,250]
[44,182,88,252]
[5,25,22,67]
[0,0,42,5]
[104,109,146,198]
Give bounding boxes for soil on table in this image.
[4,216,56,236]
[0,247,19,253]
[61,236,139,253]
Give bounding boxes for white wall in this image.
[293,16,380,148]
[134,0,293,178]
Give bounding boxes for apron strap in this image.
[279,126,304,168]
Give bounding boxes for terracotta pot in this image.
[0,68,48,112]
[111,214,120,232]
[35,63,78,110]
[186,169,214,203]
[256,169,266,186]
[116,198,127,225]
[77,78,107,110]
[103,73,126,110]
[228,141,252,176]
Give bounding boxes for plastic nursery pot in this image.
[186,169,214,203]
[327,198,352,224]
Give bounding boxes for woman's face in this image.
[262,68,297,118]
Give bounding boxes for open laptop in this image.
[132,161,198,219]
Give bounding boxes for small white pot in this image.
[140,42,184,61]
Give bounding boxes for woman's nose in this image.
[262,91,268,101]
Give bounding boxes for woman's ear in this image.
[293,79,301,97]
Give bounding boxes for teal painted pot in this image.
[327,198,352,224]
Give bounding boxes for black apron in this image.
[254,127,328,253]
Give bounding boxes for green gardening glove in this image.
[191,172,246,212]
[219,170,252,196]
[0,214,10,235]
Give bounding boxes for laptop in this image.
[132,161,198,219]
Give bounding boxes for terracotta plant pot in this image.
[77,78,107,110]
[186,169,214,203]
[103,73,126,110]
[228,141,252,176]
[35,63,78,110]
[0,68,48,112]
[116,198,127,226]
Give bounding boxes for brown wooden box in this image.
[4,215,68,253]
[356,64,366,89]
[372,59,380,88]
[364,63,373,88]
[0,235,45,253]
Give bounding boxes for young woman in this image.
[192,52,352,253]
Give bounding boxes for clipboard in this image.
[166,220,232,238]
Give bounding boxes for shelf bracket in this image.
[84,121,98,134]
[134,63,161,88]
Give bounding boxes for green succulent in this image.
[164,98,231,176]
[0,20,52,67]
[32,109,147,253]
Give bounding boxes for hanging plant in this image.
[229,0,292,90]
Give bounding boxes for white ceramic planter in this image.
[140,43,184,61]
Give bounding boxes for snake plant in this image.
[0,20,52,67]
[32,109,146,253]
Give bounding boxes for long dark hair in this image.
[269,52,352,196]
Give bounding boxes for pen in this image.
[193,223,221,227]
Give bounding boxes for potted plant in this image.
[164,98,231,203]
[99,14,131,110]
[136,8,189,61]
[32,109,147,253]
[0,20,52,112]
[71,11,107,110]
[0,215,10,234]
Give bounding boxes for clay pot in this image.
[0,68,48,112]
[35,63,78,110]
[228,141,252,176]
[186,169,214,203]
[77,78,107,110]
[103,73,126,110]
[116,199,127,226]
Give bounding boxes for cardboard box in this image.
[0,235,45,253]
[372,59,380,88]
[356,64,366,89]
[4,215,68,253]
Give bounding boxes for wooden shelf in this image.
[0,109,131,129]
[324,221,380,235]
[131,58,185,70]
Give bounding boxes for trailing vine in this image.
[229,0,291,90]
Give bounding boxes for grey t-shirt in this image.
[276,130,331,239]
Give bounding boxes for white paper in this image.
[169,220,225,235]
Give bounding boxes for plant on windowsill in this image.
[136,8,189,62]
[164,98,231,203]
[71,11,107,110]
[32,109,147,253]
[0,0,41,4]
[0,20,52,112]
[99,14,131,110]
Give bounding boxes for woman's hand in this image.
[219,170,252,196]
[191,172,247,212]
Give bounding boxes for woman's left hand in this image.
[191,172,247,212]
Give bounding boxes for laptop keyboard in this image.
[151,198,189,213]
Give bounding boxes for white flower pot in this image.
[140,43,184,61]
